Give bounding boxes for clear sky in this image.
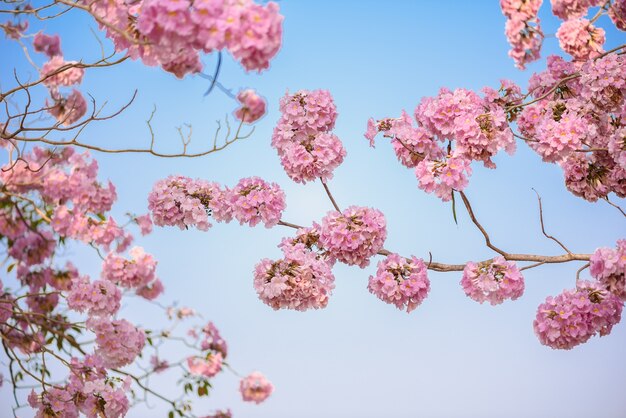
[2,1,626,417]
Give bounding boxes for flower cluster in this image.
[148,175,285,230]
[366,84,519,201]
[500,0,544,69]
[518,54,626,201]
[240,372,274,404]
[319,206,387,268]
[88,318,146,368]
[460,257,525,305]
[188,353,223,378]
[556,18,605,60]
[550,0,601,20]
[148,175,231,231]
[272,89,346,183]
[234,89,267,123]
[85,0,283,77]
[590,240,626,301]
[254,232,335,311]
[228,176,286,227]
[368,254,430,313]
[533,280,623,349]
[67,276,122,317]
[609,0,626,30]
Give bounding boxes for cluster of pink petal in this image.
[228,176,285,227]
[609,0,626,30]
[200,322,228,357]
[500,0,544,69]
[368,254,430,313]
[461,257,525,305]
[0,280,12,325]
[318,206,387,268]
[254,239,335,311]
[534,280,623,349]
[518,54,626,201]
[27,355,131,418]
[556,18,605,60]
[40,56,84,88]
[33,32,62,57]
[148,175,231,231]
[135,214,153,235]
[240,371,274,404]
[47,89,87,126]
[101,247,158,289]
[85,0,283,78]
[234,89,267,123]
[272,90,346,183]
[187,353,223,377]
[8,230,55,266]
[88,317,146,368]
[590,240,626,300]
[67,276,122,317]
[550,0,601,19]
[415,152,473,201]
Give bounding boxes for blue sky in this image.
[2,1,626,417]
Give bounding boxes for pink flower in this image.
[200,322,228,357]
[8,230,55,265]
[609,0,626,30]
[319,206,387,268]
[187,353,223,377]
[234,89,266,123]
[240,371,273,404]
[590,240,626,300]
[272,89,345,183]
[254,238,335,311]
[102,247,158,289]
[67,276,122,317]
[556,18,605,60]
[368,254,430,312]
[33,32,62,57]
[150,355,169,373]
[40,56,84,87]
[500,0,543,68]
[148,175,231,231]
[414,152,472,201]
[88,317,146,368]
[134,214,153,235]
[228,176,285,227]
[550,0,602,20]
[461,257,525,305]
[136,278,164,300]
[47,89,87,126]
[533,280,623,349]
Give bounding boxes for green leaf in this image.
[168,411,174,418]
[6,263,15,273]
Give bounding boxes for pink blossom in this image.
[318,206,387,268]
[254,240,335,311]
[33,32,62,57]
[88,317,146,368]
[500,0,543,69]
[461,257,525,305]
[414,152,472,201]
[47,89,87,126]
[550,0,602,20]
[609,0,626,30]
[101,247,158,289]
[8,230,55,265]
[234,89,266,123]
[136,278,164,300]
[67,276,122,317]
[150,355,169,373]
[272,89,345,183]
[368,253,430,312]
[187,353,223,377]
[40,56,84,87]
[533,280,623,349]
[228,177,285,227]
[148,175,231,231]
[134,214,153,235]
[556,18,605,60]
[200,322,228,357]
[590,240,626,300]
[240,371,274,404]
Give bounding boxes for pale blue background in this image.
[1,1,626,417]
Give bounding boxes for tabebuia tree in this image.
[1,0,281,416]
[0,0,625,417]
